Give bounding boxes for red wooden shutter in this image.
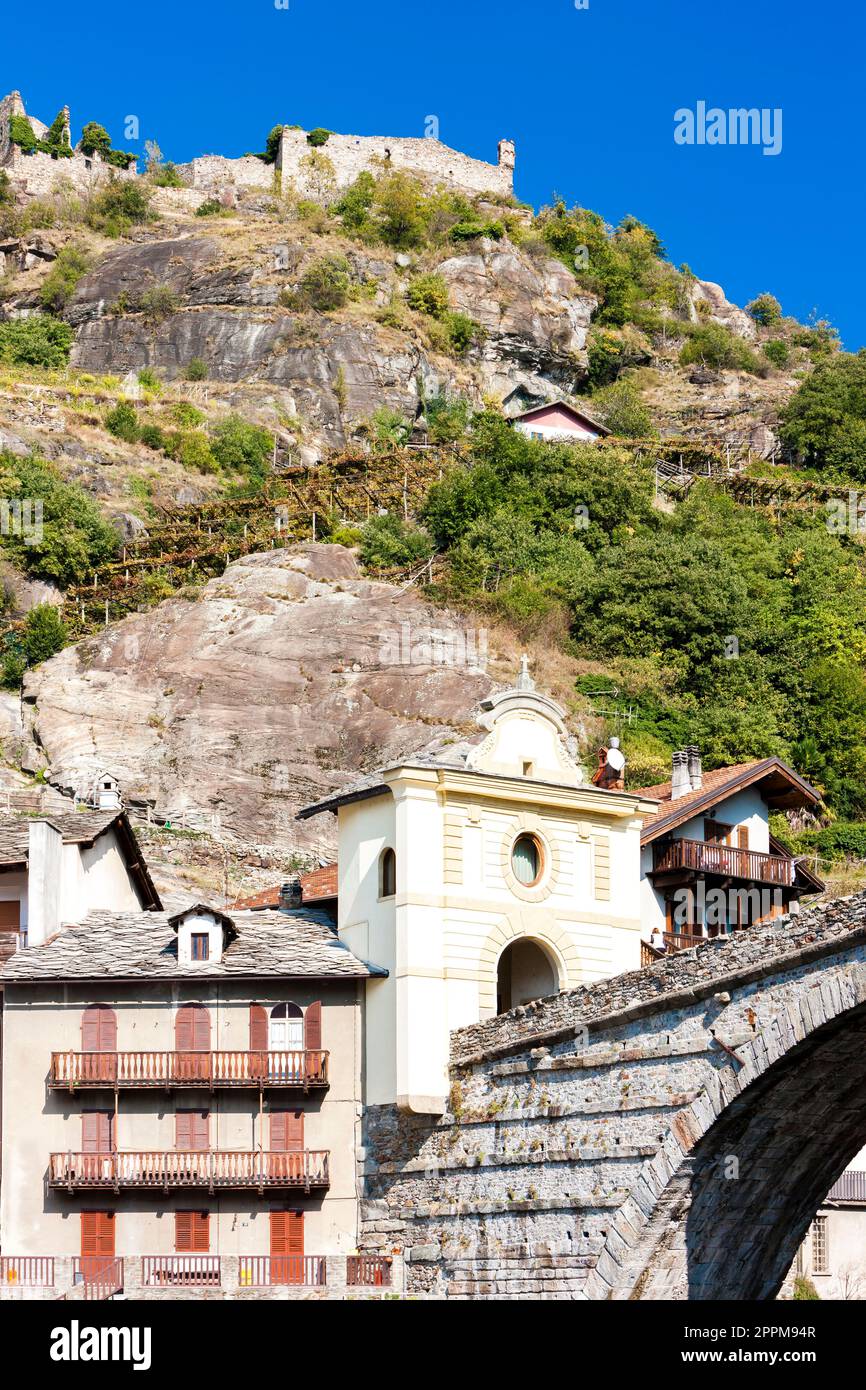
[270,1210,303,1256]
[176,1005,210,1051]
[82,1006,116,1053]
[82,1111,112,1153]
[81,1211,115,1257]
[304,1001,322,1050]
[270,1110,303,1152]
[176,1110,209,1151]
[250,1004,268,1050]
[737,826,749,850]
[175,1211,209,1253]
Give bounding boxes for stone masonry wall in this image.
[359,893,866,1299]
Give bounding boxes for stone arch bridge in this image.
[360,893,866,1299]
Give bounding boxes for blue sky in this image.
[6,0,865,346]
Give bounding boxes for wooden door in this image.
[80,1210,115,1284]
[174,1005,211,1081]
[81,1110,113,1183]
[0,899,20,963]
[81,1006,117,1082]
[270,1110,303,1182]
[176,1110,209,1150]
[270,1210,303,1285]
[737,826,750,851]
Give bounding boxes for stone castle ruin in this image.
[0,90,515,204]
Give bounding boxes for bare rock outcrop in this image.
[22,544,494,855]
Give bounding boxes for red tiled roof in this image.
[232,885,281,910]
[632,758,821,844]
[301,863,338,902]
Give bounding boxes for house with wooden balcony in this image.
[629,747,824,957]
[0,900,386,1293]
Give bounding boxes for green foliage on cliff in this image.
[39,244,91,312]
[778,350,866,479]
[0,452,119,586]
[679,322,763,374]
[0,603,68,688]
[416,415,866,816]
[0,315,73,369]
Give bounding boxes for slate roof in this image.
[1,908,386,981]
[0,810,162,909]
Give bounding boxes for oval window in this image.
[512,833,542,887]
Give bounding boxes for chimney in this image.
[279,880,302,910]
[671,750,691,800]
[686,745,703,792]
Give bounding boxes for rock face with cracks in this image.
[22,544,494,853]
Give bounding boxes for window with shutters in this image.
[270,1210,304,1283]
[82,1110,114,1153]
[190,933,209,961]
[176,1110,210,1151]
[270,1110,304,1151]
[175,1004,211,1051]
[175,1210,210,1253]
[269,1002,303,1050]
[81,1005,117,1053]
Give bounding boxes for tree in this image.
[298,255,350,311]
[210,415,273,480]
[262,126,284,164]
[80,122,112,158]
[40,244,91,313]
[747,293,782,326]
[592,379,656,438]
[0,316,73,369]
[406,273,450,319]
[779,350,866,478]
[0,452,119,586]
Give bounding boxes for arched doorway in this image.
[496,939,558,1014]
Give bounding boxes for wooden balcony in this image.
[347,1254,392,1287]
[652,838,795,886]
[49,1050,329,1092]
[238,1255,326,1287]
[49,1150,330,1193]
[0,1256,55,1288]
[73,1257,124,1300]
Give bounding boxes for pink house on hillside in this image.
[510,400,610,444]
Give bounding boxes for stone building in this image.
[298,660,658,1115]
[0,901,385,1297]
[0,91,137,200]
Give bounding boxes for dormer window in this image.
[168,905,237,966]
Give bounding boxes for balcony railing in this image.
[49,1050,329,1092]
[0,1256,55,1288]
[50,1150,330,1192]
[73,1257,124,1300]
[141,1255,221,1288]
[238,1255,327,1287]
[652,838,795,886]
[346,1255,392,1287]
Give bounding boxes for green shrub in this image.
[184,358,208,382]
[42,111,72,159]
[0,315,73,369]
[406,272,450,319]
[261,126,284,164]
[747,293,782,326]
[443,311,478,355]
[763,339,790,368]
[1,602,68,687]
[210,414,273,480]
[334,171,376,232]
[0,170,11,205]
[39,244,91,312]
[592,379,656,438]
[86,178,152,236]
[170,401,205,427]
[149,162,184,188]
[298,255,350,311]
[104,149,136,170]
[450,218,505,242]
[307,128,331,147]
[104,400,140,442]
[425,392,472,443]
[364,407,412,451]
[80,122,112,158]
[0,451,119,586]
[139,423,167,451]
[9,115,38,153]
[137,286,180,324]
[359,513,433,569]
[373,172,431,248]
[793,1274,820,1301]
[679,323,763,374]
[137,368,162,393]
[195,198,225,217]
[168,429,216,472]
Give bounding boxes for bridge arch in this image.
[588,965,866,1300]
